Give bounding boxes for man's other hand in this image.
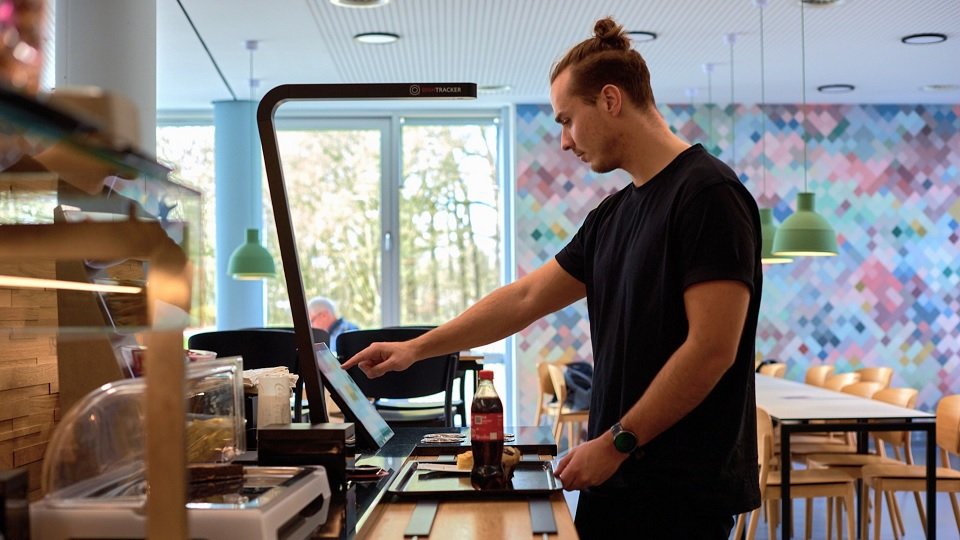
[553,432,628,491]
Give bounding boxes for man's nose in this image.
[560,129,573,152]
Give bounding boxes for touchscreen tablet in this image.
[312,343,394,450]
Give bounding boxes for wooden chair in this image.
[759,362,787,378]
[776,366,839,451]
[856,366,894,389]
[862,394,960,540]
[805,387,920,539]
[805,365,836,387]
[744,407,858,540]
[545,363,589,449]
[823,372,862,392]
[787,382,887,464]
[841,381,885,399]
[784,374,869,459]
[872,388,923,463]
[534,361,558,427]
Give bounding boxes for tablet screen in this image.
[312,343,393,450]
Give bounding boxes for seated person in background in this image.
[307,296,358,354]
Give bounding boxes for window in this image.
[265,114,509,342]
[398,121,502,326]
[264,121,385,329]
[158,111,514,414]
[156,124,215,328]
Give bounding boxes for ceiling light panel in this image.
[354,32,399,44]
[901,32,948,45]
[329,0,390,7]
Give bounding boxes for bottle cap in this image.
[478,370,494,380]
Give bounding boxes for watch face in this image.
[613,430,638,453]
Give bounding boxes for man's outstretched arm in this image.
[341,259,586,377]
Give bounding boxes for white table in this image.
[755,374,938,539]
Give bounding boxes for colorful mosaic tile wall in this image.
[514,102,960,421]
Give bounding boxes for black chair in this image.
[187,328,302,448]
[382,325,469,426]
[265,326,330,350]
[337,327,459,428]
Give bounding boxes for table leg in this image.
[857,423,868,539]
[926,422,936,539]
[781,423,791,540]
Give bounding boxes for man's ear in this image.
[599,84,622,116]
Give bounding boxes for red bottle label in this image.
[471,412,504,441]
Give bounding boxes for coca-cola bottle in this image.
[470,370,505,490]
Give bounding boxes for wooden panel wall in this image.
[0,261,59,501]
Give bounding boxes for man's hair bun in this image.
[593,17,629,50]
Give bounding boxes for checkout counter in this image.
[26,345,575,539]
[249,345,574,538]
[258,425,575,539]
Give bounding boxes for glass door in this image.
[265,118,389,330]
[397,119,502,326]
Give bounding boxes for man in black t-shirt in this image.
[344,17,762,539]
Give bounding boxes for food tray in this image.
[386,460,561,499]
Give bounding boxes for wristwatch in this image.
[610,421,640,455]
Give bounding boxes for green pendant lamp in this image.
[228,228,276,279]
[754,0,792,264]
[227,41,276,280]
[760,209,793,264]
[772,0,837,258]
[772,193,838,256]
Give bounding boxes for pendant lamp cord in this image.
[760,6,767,195]
[703,63,715,151]
[708,68,713,146]
[247,40,258,238]
[800,0,808,192]
[728,36,736,168]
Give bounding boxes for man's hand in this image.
[339,341,418,378]
[553,433,628,491]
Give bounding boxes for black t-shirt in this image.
[555,144,762,514]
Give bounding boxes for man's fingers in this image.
[554,451,572,477]
[361,359,389,379]
[342,344,385,372]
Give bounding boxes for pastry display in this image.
[186,416,237,463]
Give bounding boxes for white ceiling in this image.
[157,0,960,112]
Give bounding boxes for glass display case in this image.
[0,83,202,537]
[41,358,245,501]
[32,357,330,540]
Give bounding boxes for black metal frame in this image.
[256,83,477,435]
[776,418,938,539]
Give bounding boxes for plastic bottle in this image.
[470,370,505,490]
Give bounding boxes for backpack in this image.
[563,361,593,410]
